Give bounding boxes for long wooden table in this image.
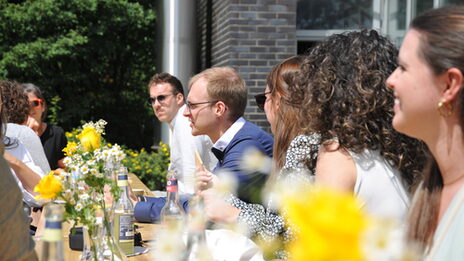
[34,173,161,260]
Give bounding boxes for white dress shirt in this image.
[212,117,246,152]
[169,104,217,194]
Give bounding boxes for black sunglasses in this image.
[147,94,174,105]
[254,92,271,111]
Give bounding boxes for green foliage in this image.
[122,142,170,191]
[0,0,157,149]
[48,95,61,125]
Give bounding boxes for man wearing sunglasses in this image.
[146,73,217,194]
[184,67,273,210]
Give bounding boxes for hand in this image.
[26,116,41,134]
[194,164,218,192]
[199,188,240,224]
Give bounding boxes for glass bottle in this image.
[182,195,212,261]
[113,173,135,256]
[41,203,64,261]
[160,169,185,228]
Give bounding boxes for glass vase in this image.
[81,225,102,261]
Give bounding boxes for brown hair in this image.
[267,56,305,172]
[0,80,30,124]
[189,67,247,122]
[297,29,427,189]
[148,72,184,96]
[406,5,464,249]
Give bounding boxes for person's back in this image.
[6,123,51,174]
[0,149,38,261]
[350,149,409,221]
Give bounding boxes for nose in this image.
[386,68,398,90]
[183,105,191,117]
[152,99,162,108]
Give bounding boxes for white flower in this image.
[240,147,272,174]
[87,159,96,166]
[80,165,90,174]
[81,194,90,201]
[214,170,238,197]
[75,203,83,211]
[156,226,185,261]
[63,157,72,165]
[361,218,421,261]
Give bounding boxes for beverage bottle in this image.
[41,203,64,261]
[160,169,185,228]
[182,195,212,261]
[113,173,135,256]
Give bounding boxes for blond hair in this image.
[189,67,247,122]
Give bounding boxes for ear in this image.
[273,93,282,111]
[176,93,184,106]
[442,68,463,103]
[214,101,227,117]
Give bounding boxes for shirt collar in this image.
[213,117,246,152]
[168,104,186,130]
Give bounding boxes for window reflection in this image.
[297,0,373,30]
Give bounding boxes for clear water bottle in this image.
[160,169,185,228]
[113,173,135,256]
[182,195,212,261]
[41,203,64,261]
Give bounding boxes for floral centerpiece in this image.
[35,119,126,260]
[278,184,421,261]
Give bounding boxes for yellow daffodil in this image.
[34,172,63,199]
[63,141,78,156]
[284,186,367,261]
[77,126,101,152]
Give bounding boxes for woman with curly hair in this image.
[387,6,464,259]
[296,29,427,221]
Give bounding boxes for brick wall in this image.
[197,0,297,133]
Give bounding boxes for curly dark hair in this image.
[0,80,30,124]
[295,29,427,189]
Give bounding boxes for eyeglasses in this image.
[147,94,174,105]
[254,92,271,111]
[185,100,219,114]
[29,98,44,107]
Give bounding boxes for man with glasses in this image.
[184,67,273,210]
[146,73,217,194]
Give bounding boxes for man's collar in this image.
[213,117,246,152]
[168,104,186,130]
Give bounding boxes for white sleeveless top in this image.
[349,149,410,222]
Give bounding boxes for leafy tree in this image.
[0,0,157,149]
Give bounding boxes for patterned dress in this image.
[226,134,319,259]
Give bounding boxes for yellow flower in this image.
[63,141,78,156]
[34,172,63,199]
[77,126,101,152]
[284,186,367,261]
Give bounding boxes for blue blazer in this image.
[211,121,273,204]
[134,121,273,223]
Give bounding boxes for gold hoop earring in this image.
[437,100,453,117]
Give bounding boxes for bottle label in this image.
[166,179,178,192]
[43,221,62,242]
[117,214,134,241]
[117,174,129,187]
[117,179,128,187]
